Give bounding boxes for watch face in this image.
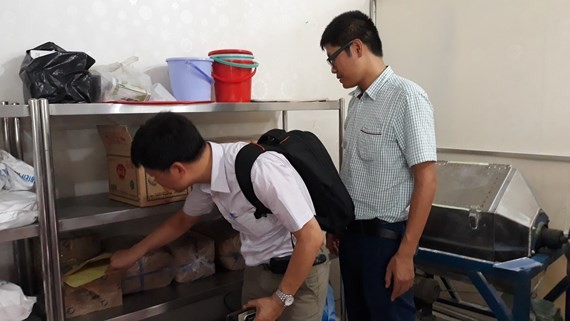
[284,296,294,306]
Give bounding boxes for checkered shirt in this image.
[340,66,437,222]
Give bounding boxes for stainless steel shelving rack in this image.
[0,101,53,320]
[29,99,344,321]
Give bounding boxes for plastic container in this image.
[208,49,253,56]
[165,57,213,101]
[211,57,258,102]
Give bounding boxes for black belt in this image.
[262,253,327,274]
[346,218,403,240]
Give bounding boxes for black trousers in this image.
[339,220,415,321]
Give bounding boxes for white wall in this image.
[0,0,366,102]
[0,0,368,284]
[378,0,569,311]
[378,0,570,156]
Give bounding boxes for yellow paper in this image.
[63,253,112,288]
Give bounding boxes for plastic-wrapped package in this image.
[91,57,152,102]
[0,191,37,231]
[168,231,215,283]
[0,150,35,191]
[0,281,36,321]
[192,218,245,271]
[103,236,174,294]
[123,250,174,294]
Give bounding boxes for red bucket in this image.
[208,49,253,56]
[211,58,258,102]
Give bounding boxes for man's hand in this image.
[326,233,340,256]
[385,251,414,301]
[108,247,144,273]
[243,295,284,321]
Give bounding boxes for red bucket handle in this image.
[212,68,257,83]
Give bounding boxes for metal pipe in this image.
[2,101,10,152]
[30,98,56,321]
[338,98,346,321]
[564,244,570,320]
[12,103,23,158]
[338,98,345,167]
[13,240,34,295]
[282,110,288,131]
[39,98,65,320]
[370,0,377,25]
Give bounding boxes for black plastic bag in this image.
[19,42,100,103]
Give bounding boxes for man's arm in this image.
[243,217,323,319]
[109,209,200,271]
[385,161,436,300]
[279,217,324,294]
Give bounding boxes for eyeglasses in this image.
[326,39,356,66]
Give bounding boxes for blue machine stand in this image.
[415,244,569,321]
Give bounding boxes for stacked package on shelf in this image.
[37,232,124,318]
[63,253,122,319]
[103,236,174,294]
[192,217,245,271]
[33,232,102,285]
[59,233,103,274]
[168,231,215,283]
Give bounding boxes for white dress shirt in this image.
[183,142,316,266]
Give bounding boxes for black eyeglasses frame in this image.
[326,39,357,66]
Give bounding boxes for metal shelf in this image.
[0,104,29,118]
[33,98,345,321]
[56,194,184,232]
[48,100,340,116]
[67,270,244,321]
[0,224,39,243]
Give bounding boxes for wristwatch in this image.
[274,289,295,306]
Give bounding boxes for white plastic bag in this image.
[149,83,176,101]
[92,56,152,102]
[0,191,38,230]
[0,281,36,321]
[0,150,35,191]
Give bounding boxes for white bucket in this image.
[165,57,214,101]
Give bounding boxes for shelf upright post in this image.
[338,98,345,166]
[338,97,347,321]
[1,101,10,151]
[282,110,288,131]
[30,98,58,321]
[38,98,66,320]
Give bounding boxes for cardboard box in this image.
[63,253,122,318]
[97,125,188,207]
[59,232,102,274]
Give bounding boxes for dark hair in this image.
[320,10,383,57]
[131,112,206,170]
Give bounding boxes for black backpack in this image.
[235,129,355,235]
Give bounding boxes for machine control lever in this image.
[468,207,481,230]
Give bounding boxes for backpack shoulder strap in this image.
[235,143,272,219]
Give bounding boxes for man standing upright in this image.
[321,10,437,321]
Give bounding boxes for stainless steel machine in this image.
[421,161,568,262]
[414,161,569,321]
